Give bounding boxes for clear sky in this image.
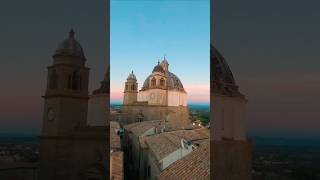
[214,0,320,138]
[110,0,210,104]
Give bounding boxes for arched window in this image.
[72,71,80,90]
[68,75,72,89]
[151,77,156,87]
[125,84,128,90]
[49,70,58,89]
[136,110,144,122]
[131,84,135,90]
[79,76,82,90]
[160,78,165,87]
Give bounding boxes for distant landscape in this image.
[1,105,319,180]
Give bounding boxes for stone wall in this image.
[212,140,252,180]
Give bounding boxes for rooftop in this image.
[158,140,210,180]
[124,120,200,137]
[142,128,209,161]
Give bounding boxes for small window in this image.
[160,78,165,87]
[68,75,72,89]
[72,71,80,90]
[151,78,156,87]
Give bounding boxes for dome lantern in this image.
[53,29,86,63]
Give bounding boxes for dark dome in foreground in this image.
[211,45,241,96]
[53,29,86,61]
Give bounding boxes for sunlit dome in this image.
[141,59,185,92]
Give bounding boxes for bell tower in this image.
[39,30,91,180]
[41,29,89,136]
[123,71,138,105]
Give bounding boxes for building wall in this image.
[121,105,190,125]
[42,97,88,136]
[211,94,247,141]
[147,154,161,180]
[212,140,252,180]
[87,94,108,126]
[123,92,137,105]
[160,146,193,170]
[138,89,187,107]
[167,90,187,107]
[138,89,167,106]
[39,130,109,180]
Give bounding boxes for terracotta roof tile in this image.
[144,128,209,161]
[158,141,210,180]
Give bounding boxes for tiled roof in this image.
[144,128,209,161]
[158,141,210,180]
[110,121,121,149]
[111,151,123,180]
[124,120,201,137]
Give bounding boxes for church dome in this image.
[127,71,136,80]
[141,60,185,92]
[53,29,86,61]
[211,45,240,96]
[152,63,165,73]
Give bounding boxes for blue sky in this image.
[110,0,210,104]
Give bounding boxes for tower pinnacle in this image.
[69,29,75,39]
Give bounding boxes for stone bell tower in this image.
[123,71,138,105]
[41,29,89,136]
[39,29,92,180]
[211,45,251,180]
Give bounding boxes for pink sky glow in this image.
[110,84,210,104]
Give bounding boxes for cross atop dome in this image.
[127,70,136,80]
[160,57,169,71]
[69,28,75,39]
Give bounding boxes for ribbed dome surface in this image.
[152,64,165,73]
[53,29,86,61]
[141,60,185,92]
[211,45,240,95]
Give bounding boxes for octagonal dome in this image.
[211,45,241,96]
[141,60,185,92]
[53,29,86,61]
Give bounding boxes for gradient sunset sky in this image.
[110,0,210,104]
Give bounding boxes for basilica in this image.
[120,59,190,126]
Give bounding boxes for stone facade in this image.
[211,45,251,180]
[121,105,189,126]
[39,30,109,180]
[121,59,190,126]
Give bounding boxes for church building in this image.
[121,59,190,126]
[39,30,109,180]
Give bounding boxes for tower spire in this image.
[69,28,75,39]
